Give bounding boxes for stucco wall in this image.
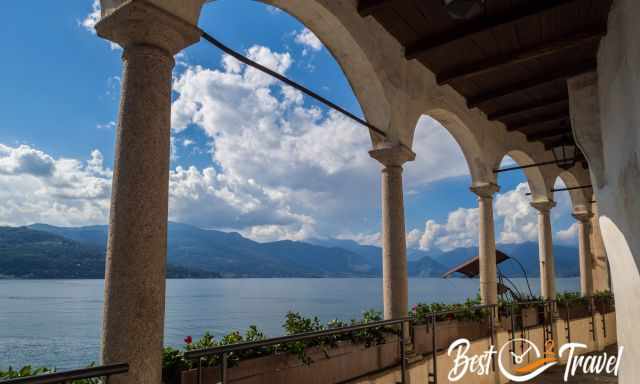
[593,0,640,381]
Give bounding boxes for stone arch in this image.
[200,0,393,143]
[547,163,593,211]
[493,149,551,202]
[413,108,493,186]
[553,169,592,211]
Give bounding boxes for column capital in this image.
[470,183,500,198]
[531,200,557,213]
[95,0,202,56]
[369,142,416,167]
[572,210,594,223]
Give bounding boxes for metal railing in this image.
[184,317,411,384]
[182,295,614,384]
[412,303,497,384]
[502,295,615,366]
[0,363,128,384]
[3,294,613,384]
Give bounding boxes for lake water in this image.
[0,277,579,370]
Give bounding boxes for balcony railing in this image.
[182,295,614,384]
[0,363,128,384]
[3,294,614,384]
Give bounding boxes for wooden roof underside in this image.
[358,0,613,163]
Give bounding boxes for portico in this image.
[92,0,637,383]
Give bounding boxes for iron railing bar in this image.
[565,301,572,343]
[185,317,406,359]
[185,296,612,362]
[590,296,597,341]
[1,363,128,384]
[414,303,497,322]
[601,299,608,338]
[493,159,564,173]
[399,320,406,384]
[431,313,437,384]
[221,353,228,384]
[188,302,504,359]
[199,30,407,150]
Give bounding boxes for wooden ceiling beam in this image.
[437,28,605,85]
[405,0,581,59]
[358,0,391,17]
[488,95,568,121]
[508,113,569,132]
[467,60,596,108]
[527,127,571,141]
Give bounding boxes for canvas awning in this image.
[441,250,510,278]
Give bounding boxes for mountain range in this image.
[0,223,579,279]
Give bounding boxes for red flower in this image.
[184,336,193,344]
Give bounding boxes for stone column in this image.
[531,201,557,300]
[95,3,200,384]
[470,183,500,305]
[589,202,611,292]
[573,211,594,296]
[369,142,415,319]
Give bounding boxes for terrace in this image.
[4,0,639,383]
[3,294,617,383]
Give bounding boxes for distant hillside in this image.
[26,223,387,278]
[418,242,580,278]
[0,223,580,279]
[0,227,220,279]
[307,238,449,276]
[0,227,104,278]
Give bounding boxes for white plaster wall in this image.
[594,0,640,381]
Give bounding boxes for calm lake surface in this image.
[0,277,579,369]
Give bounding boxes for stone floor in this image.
[512,345,618,384]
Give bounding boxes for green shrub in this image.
[0,364,102,383]
[410,295,487,323]
[555,291,589,306]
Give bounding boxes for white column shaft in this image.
[478,195,497,305]
[381,165,409,319]
[95,3,201,383]
[369,143,414,320]
[578,219,594,296]
[538,210,556,299]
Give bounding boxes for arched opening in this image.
[489,154,582,296]
[402,113,489,304]
[162,0,402,340]
[494,150,550,202]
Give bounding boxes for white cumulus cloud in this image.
[0,144,56,177]
[170,44,474,241]
[80,0,100,33]
[294,28,323,55]
[556,222,579,242]
[409,182,576,252]
[494,183,539,244]
[0,144,112,227]
[79,0,121,50]
[418,208,479,251]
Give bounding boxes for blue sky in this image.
[0,1,578,250]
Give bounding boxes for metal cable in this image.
[200,30,410,149]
